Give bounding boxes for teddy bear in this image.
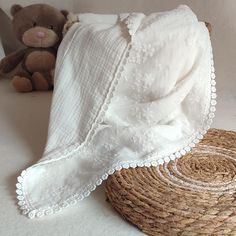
[0,4,68,92]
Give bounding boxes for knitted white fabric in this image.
[16,5,216,219]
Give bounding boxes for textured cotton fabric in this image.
[16,5,216,219]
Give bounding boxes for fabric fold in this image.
[16,5,216,219]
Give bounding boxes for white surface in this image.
[0,77,235,236]
[1,0,236,97]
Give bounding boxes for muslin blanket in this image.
[16,5,216,219]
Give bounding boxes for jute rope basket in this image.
[105,128,236,235]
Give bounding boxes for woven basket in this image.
[105,129,236,236]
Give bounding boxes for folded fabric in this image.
[16,5,216,219]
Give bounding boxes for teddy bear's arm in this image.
[0,48,27,75]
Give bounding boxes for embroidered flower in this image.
[130,134,141,145]
[142,104,155,124]
[102,142,113,152]
[128,49,144,64]
[129,69,155,102]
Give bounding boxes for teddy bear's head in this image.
[11,4,68,48]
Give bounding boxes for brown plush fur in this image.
[0,4,67,92]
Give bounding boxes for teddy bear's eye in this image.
[49,25,54,30]
[33,22,37,27]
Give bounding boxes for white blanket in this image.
[16,5,216,219]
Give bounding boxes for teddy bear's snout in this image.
[22,26,59,48]
[36,31,46,39]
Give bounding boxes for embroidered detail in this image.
[16,42,216,218]
[16,10,216,219]
[119,13,145,38]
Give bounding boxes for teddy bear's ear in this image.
[11,4,23,16]
[61,10,69,19]
[205,22,212,34]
